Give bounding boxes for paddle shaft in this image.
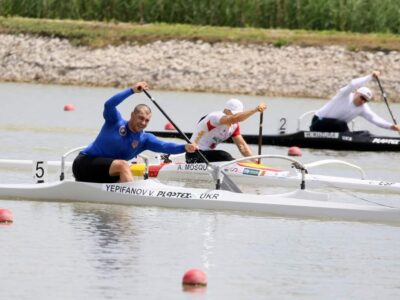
[376,77,398,125]
[257,112,263,164]
[142,89,242,193]
[143,89,211,165]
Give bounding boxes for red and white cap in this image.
[225,98,243,114]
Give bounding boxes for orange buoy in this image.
[288,146,302,156]
[0,208,13,223]
[164,122,175,130]
[182,268,207,286]
[63,104,75,111]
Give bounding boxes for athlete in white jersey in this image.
[186,98,266,163]
[310,71,400,133]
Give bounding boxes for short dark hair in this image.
[133,104,152,114]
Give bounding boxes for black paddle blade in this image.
[220,171,242,193]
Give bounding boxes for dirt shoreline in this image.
[1,33,399,101]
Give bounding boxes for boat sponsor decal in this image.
[224,167,238,173]
[372,138,400,145]
[376,181,395,186]
[156,190,193,198]
[304,132,339,139]
[341,136,352,141]
[177,163,208,171]
[243,168,260,176]
[103,184,220,199]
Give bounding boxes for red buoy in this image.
[63,104,75,111]
[288,146,302,156]
[0,208,13,223]
[164,122,175,130]
[182,268,207,286]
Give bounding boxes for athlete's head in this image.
[129,104,152,132]
[353,87,372,107]
[224,98,243,115]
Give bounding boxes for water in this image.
[1,82,400,300]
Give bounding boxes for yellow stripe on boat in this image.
[237,162,282,172]
[130,163,146,176]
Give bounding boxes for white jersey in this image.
[190,111,241,150]
[316,75,392,129]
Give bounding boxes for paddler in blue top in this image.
[72,81,198,183]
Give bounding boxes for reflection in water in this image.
[182,285,207,294]
[201,216,217,270]
[70,203,140,278]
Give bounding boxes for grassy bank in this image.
[1,16,400,51]
[1,0,400,34]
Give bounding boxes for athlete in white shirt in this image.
[310,71,400,132]
[186,98,266,163]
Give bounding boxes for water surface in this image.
[1,82,399,300]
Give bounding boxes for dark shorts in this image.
[185,150,234,163]
[72,153,120,183]
[310,115,349,132]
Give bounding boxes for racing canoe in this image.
[0,179,399,224]
[2,155,399,194]
[148,130,400,152]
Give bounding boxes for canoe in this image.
[0,179,399,224]
[127,154,400,194]
[2,154,399,194]
[149,109,400,152]
[148,130,400,152]
[140,161,400,194]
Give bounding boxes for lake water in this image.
[1,82,400,300]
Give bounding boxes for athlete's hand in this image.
[391,124,400,131]
[133,81,148,93]
[185,143,198,153]
[255,102,267,113]
[372,71,380,79]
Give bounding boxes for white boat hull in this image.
[0,179,399,224]
[1,158,399,194]
[156,163,400,194]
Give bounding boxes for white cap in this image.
[356,87,373,101]
[224,98,243,114]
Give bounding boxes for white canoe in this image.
[0,179,399,224]
[145,155,400,194]
[1,155,400,194]
[153,162,400,194]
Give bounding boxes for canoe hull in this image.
[148,130,400,152]
[0,179,399,224]
[2,159,399,194]
[155,163,400,194]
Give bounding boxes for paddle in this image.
[375,76,399,135]
[142,89,242,193]
[257,112,264,164]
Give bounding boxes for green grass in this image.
[1,0,400,34]
[1,16,400,51]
